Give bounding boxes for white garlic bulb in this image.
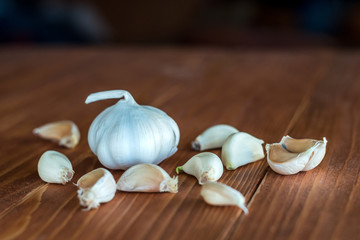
[117,164,178,193]
[37,150,74,184]
[77,168,117,210]
[221,132,264,170]
[192,124,239,151]
[201,182,248,214]
[266,136,327,175]
[176,152,223,184]
[85,90,180,170]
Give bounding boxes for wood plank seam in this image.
[225,52,334,240]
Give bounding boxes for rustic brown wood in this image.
[0,48,358,240]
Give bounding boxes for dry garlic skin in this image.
[86,90,180,170]
[266,136,327,175]
[37,150,74,184]
[77,168,117,210]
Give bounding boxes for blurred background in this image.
[1,0,360,47]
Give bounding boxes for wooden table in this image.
[0,48,359,240]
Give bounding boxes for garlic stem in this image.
[85,90,136,104]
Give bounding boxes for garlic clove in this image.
[37,150,74,184]
[86,90,180,170]
[221,132,265,170]
[176,152,223,184]
[77,168,117,211]
[33,120,80,148]
[191,124,239,151]
[117,164,178,193]
[266,136,327,175]
[200,182,248,214]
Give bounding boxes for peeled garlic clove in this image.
[191,124,239,151]
[117,164,178,193]
[33,120,80,148]
[176,152,223,184]
[77,168,117,211]
[201,182,248,214]
[86,90,180,170]
[37,150,74,184]
[221,132,264,170]
[266,136,327,175]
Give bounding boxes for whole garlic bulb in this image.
[86,90,180,170]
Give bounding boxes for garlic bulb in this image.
[117,164,178,193]
[221,132,264,170]
[37,150,74,184]
[201,182,248,214]
[192,124,239,151]
[176,152,223,184]
[77,168,117,210]
[266,136,327,175]
[85,90,180,170]
[33,120,80,148]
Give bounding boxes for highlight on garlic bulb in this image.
[176,152,223,184]
[77,168,117,211]
[117,164,178,193]
[192,124,239,151]
[33,120,80,148]
[37,150,74,184]
[266,136,327,175]
[85,90,180,170]
[221,132,264,170]
[200,182,248,214]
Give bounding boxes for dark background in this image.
[1,0,360,47]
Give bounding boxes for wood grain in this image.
[0,48,358,240]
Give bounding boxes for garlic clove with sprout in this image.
[266,136,327,175]
[85,90,180,170]
[117,164,178,193]
[221,132,264,170]
[77,168,117,211]
[33,120,80,148]
[176,152,223,184]
[37,150,74,184]
[200,182,248,214]
[191,124,239,151]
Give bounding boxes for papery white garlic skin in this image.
[192,124,239,151]
[77,168,117,210]
[86,90,180,170]
[221,132,264,170]
[176,152,223,184]
[33,120,80,148]
[266,136,327,175]
[37,150,74,184]
[117,164,178,193]
[201,182,248,214]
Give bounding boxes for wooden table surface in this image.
[0,47,359,240]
